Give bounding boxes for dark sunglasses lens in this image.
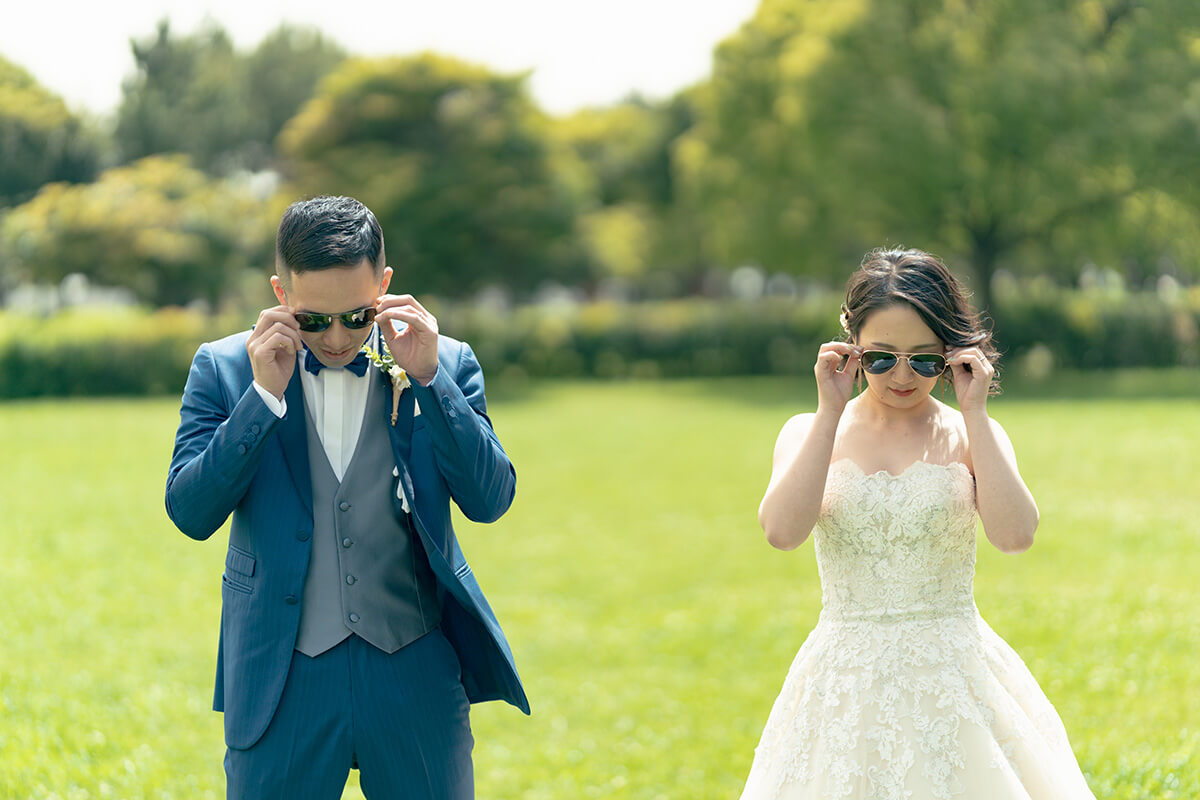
[910,355,946,378]
[861,352,897,374]
[294,312,331,332]
[341,307,377,329]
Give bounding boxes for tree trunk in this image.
[968,230,1000,316]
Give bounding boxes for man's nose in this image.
[325,320,354,345]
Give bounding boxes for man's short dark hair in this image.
[275,195,385,278]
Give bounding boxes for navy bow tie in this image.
[304,348,370,377]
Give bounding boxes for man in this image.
[166,195,527,799]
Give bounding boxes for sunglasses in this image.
[293,306,377,333]
[860,350,948,379]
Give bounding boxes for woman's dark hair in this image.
[841,247,1001,394]
[276,195,384,279]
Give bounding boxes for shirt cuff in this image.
[252,381,287,417]
[415,364,439,387]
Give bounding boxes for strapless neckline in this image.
[831,457,972,480]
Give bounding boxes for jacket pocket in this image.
[223,545,256,594]
[222,574,254,595]
[225,545,256,578]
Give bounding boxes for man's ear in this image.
[379,266,393,296]
[270,275,287,306]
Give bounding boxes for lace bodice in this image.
[814,459,978,622]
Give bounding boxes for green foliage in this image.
[244,25,347,164]
[0,55,99,207]
[0,285,1196,399]
[554,98,687,209]
[554,95,706,287]
[0,382,1197,797]
[0,156,275,307]
[0,307,219,398]
[278,54,583,296]
[682,0,1200,306]
[114,20,345,173]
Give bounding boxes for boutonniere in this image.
[362,343,411,426]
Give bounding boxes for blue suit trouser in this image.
[224,629,473,799]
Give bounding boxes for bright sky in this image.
[2,0,760,116]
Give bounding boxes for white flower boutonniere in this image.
[362,343,411,426]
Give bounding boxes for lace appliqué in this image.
[742,461,1075,800]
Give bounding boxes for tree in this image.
[243,25,346,166]
[0,55,99,207]
[115,21,249,173]
[278,54,582,297]
[115,20,344,174]
[553,93,707,290]
[681,0,1200,308]
[1,155,273,307]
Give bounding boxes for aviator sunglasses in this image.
[293,306,377,333]
[859,349,948,379]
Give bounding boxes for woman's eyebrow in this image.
[868,341,941,350]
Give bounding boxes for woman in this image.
[740,248,1095,799]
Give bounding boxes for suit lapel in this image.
[380,366,420,520]
[381,366,415,466]
[277,371,313,515]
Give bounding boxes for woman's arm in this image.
[758,410,840,550]
[758,341,860,550]
[948,346,1038,553]
[965,412,1039,553]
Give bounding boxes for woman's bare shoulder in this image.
[771,412,818,459]
[931,399,974,471]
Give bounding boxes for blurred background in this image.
[2,0,1199,394]
[2,2,1199,799]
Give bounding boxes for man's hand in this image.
[247,306,303,400]
[375,294,440,385]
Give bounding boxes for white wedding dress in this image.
[739,459,1096,800]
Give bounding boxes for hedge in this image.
[1,285,1197,399]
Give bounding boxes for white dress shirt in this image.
[252,328,380,481]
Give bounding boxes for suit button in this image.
[339,501,351,512]
[348,613,360,624]
[237,444,247,455]
[342,537,353,548]
[296,530,311,542]
[284,595,298,605]
[251,424,261,435]
[346,575,357,585]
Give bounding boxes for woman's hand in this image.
[814,341,862,416]
[947,346,994,416]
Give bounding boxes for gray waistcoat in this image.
[295,372,441,657]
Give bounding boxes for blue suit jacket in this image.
[165,329,528,749]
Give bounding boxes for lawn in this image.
[0,372,1196,799]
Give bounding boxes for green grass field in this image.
[1,373,1197,799]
